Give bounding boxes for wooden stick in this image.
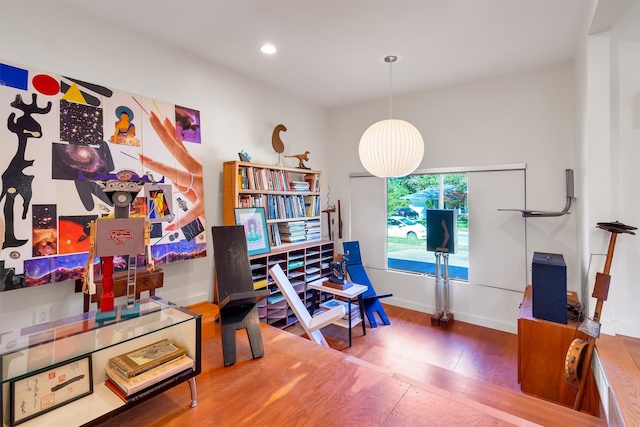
[338,200,343,239]
[573,231,618,410]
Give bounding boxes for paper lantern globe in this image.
[359,119,424,178]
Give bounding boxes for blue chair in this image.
[343,241,392,327]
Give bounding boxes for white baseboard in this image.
[384,297,518,334]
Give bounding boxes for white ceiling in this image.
[62,0,593,108]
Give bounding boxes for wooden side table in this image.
[308,278,367,347]
[518,286,600,414]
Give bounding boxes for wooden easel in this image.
[572,221,636,411]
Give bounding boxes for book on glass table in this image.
[105,354,194,396]
[109,339,185,378]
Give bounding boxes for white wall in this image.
[327,62,578,333]
[0,1,328,328]
[2,0,637,339]
[578,0,640,338]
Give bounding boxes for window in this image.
[387,173,469,280]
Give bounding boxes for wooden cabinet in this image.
[223,161,322,249]
[518,286,599,414]
[251,240,334,328]
[0,298,201,427]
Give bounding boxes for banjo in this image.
[565,337,587,385]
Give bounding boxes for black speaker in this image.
[531,252,567,324]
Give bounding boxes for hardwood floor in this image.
[97,303,606,427]
[298,304,522,393]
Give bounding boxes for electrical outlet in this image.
[34,306,51,325]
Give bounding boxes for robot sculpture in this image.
[82,170,153,321]
[329,251,349,285]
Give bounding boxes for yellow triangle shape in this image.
[62,82,87,104]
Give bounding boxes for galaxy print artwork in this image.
[51,142,114,180]
[59,99,103,144]
[175,105,201,143]
[0,59,207,292]
[32,204,57,257]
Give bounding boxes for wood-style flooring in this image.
[97,303,607,427]
[297,305,522,393]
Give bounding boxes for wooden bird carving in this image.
[272,124,286,154]
[286,151,310,169]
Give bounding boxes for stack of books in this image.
[278,221,306,243]
[305,219,321,241]
[319,299,360,321]
[290,180,310,192]
[105,339,194,401]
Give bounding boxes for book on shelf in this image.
[278,221,307,243]
[319,299,360,320]
[238,194,265,208]
[266,194,307,219]
[246,166,255,189]
[303,195,320,217]
[288,260,304,269]
[267,294,285,304]
[281,236,307,243]
[290,180,310,192]
[278,225,305,235]
[238,168,249,189]
[104,378,128,401]
[269,223,281,246]
[109,339,185,378]
[306,273,322,282]
[303,173,319,192]
[305,218,322,240]
[253,278,268,290]
[105,354,194,396]
[105,367,194,404]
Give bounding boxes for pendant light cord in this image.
[389,58,393,120]
[384,55,397,120]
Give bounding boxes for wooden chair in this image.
[212,226,270,366]
[269,263,345,347]
[343,241,393,328]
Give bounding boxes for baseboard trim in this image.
[385,297,517,334]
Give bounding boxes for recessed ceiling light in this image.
[261,44,276,54]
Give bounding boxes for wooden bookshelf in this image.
[251,240,334,328]
[223,160,333,329]
[222,161,322,249]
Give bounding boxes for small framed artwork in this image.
[234,207,271,256]
[10,355,93,426]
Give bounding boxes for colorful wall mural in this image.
[0,60,206,292]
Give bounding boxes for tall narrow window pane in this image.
[387,173,469,280]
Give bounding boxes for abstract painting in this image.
[0,60,207,291]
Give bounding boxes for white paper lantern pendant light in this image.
[359,55,424,178]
